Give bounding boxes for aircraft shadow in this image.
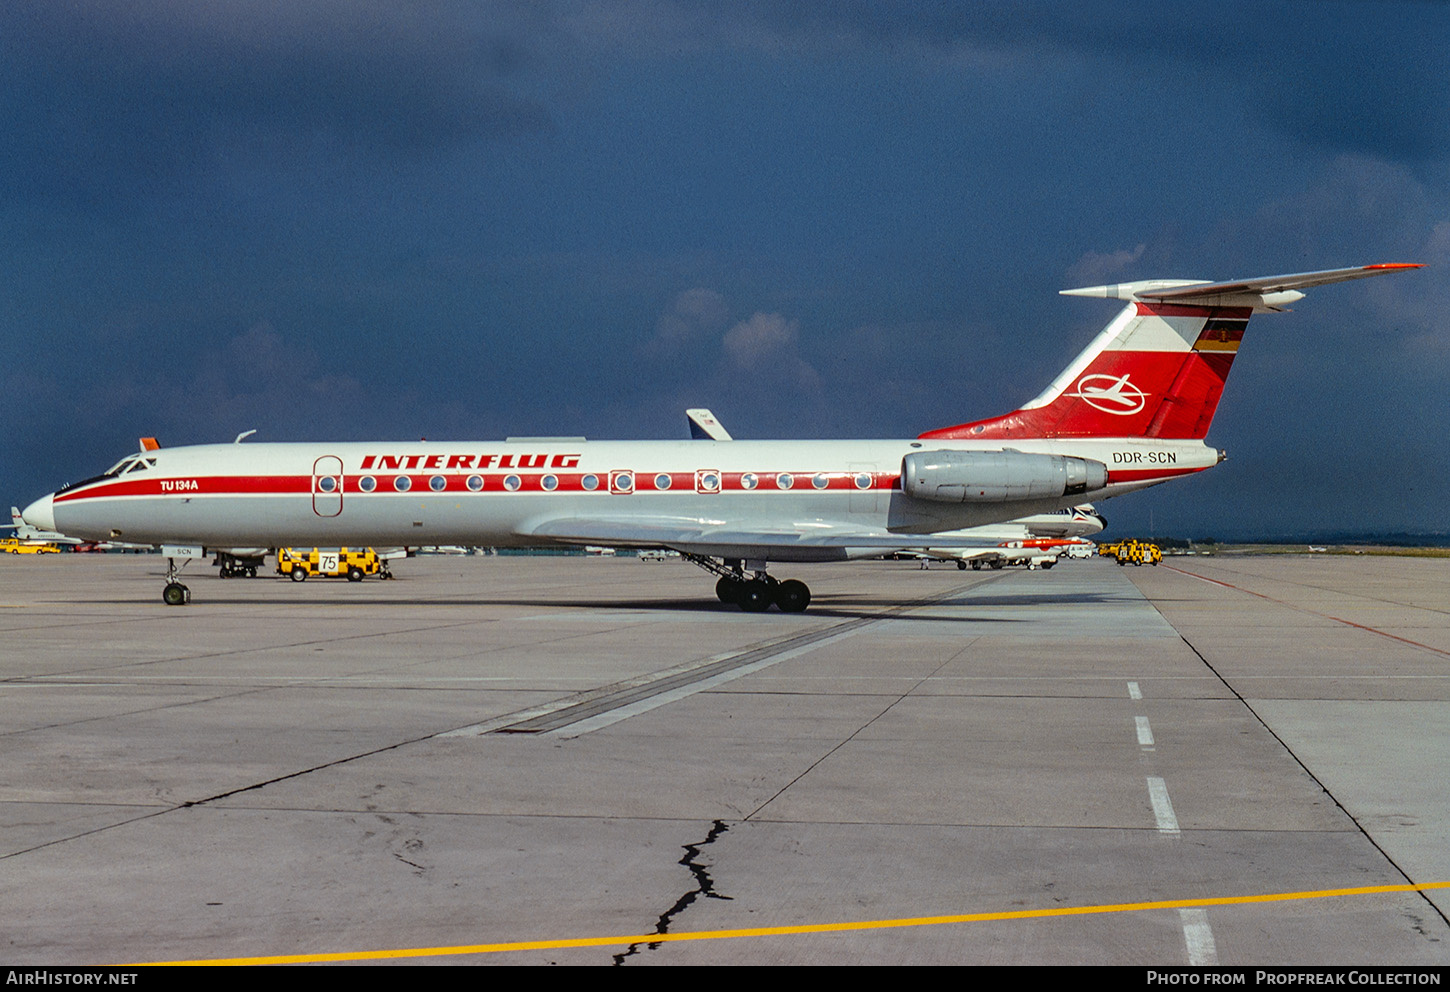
[83,592,1097,623]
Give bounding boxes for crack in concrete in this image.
[613,820,733,965]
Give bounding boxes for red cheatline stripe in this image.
[55,472,903,501]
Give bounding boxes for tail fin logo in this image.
[1065,374,1148,416]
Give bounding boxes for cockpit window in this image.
[101,454,156,476]
[61,454,157,493]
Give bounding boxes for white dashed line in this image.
[1179,907,1218,964]
[1147,776,1180,836]
[1135,715,1155,748]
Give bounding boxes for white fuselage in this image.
[30,437,1213,563]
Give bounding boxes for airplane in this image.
[916,506,1106,570]
[20,263,1420,610]
[8,505,93,547]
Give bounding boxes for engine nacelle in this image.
[901,449,1107,503]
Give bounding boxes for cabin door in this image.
[312,456,344,517]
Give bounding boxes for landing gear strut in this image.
[162,557,191,606]
[684,553,811,613]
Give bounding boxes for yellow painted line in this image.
[128,880,1450,966]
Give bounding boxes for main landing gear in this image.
[162,557,191,606]
[682,553,811,613]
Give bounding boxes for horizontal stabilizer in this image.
[1061,264,1422,312]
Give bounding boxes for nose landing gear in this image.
[162,557,191,606]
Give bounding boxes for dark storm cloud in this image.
[0,1,557,206]
[654,0,1450,162]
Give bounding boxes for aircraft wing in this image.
[517,515,1037,553]
[921,548,1008,562]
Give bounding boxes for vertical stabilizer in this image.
[920,264,1420,441]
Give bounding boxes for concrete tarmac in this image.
[1,552,1447,965]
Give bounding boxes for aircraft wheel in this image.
[290,568,308,582]
[773,579,811,613]
[970,560,982,571]
[1042,560,1054,569]
[956,560,967,570]
[163,582,189,606]
[347,567,364,582]
[246,566,257,578]
[989,560,1004,570]
[715,577,743,604]
[738,580,773,612]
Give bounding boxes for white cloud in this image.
[1064,244,1147,287]
[723,311,800,368]
[649,287,730,354]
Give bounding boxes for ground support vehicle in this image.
[276,547,387,582]
[1,539,60,554]
[1113,540,1162,566]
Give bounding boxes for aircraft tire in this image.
[773,579,810,613]
[163,582,189,606]
[989,560,1004,570]
[956,560,967,570]
[1042,561,1054,569]
[347,567,364,582]
[246,567,257,578]
[715,577,743,604]
[738,581,773,612]
[291,568,308,582]
[971,560,982,571]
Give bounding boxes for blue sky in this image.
[4,1,1446,538]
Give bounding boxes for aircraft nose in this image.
[22,493,55,532]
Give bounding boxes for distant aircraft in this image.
[918,506,1105,570]
[6,506,148,552]
[8,506,76,545]
[21,263,1420,609]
